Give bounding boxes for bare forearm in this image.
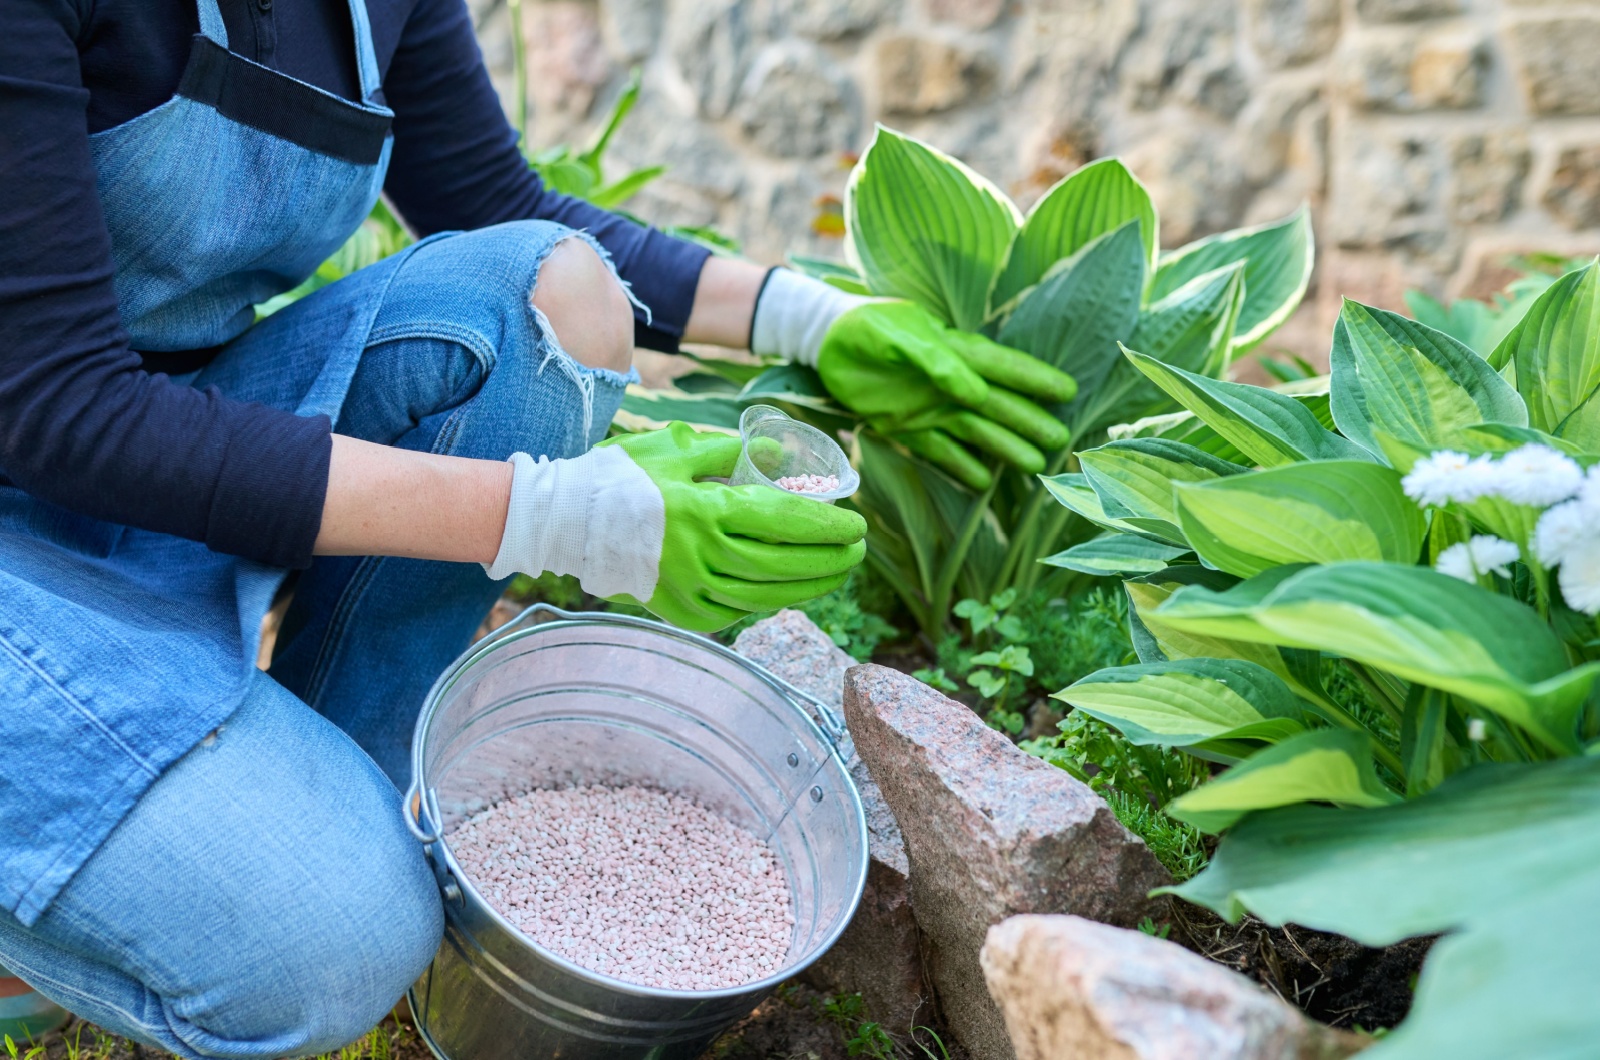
[682,255,768,349]
[313,434,511,564]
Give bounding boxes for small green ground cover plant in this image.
[624,128,1315,638]
[1041,259,1600,1057]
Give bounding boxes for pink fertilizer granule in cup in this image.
[775,473,839,494]
[450,785,795,991]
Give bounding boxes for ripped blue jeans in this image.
[0,220,635,1058]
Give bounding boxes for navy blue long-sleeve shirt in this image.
[0,0,711,569]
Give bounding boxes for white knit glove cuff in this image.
[484,448,666,601]
[750,268,871,368]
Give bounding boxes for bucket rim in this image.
[402,604,871,1003]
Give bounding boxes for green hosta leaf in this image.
[1072,264,1245,439]
[1041,534,1192,576]
[1156,562,1598,753]
[1125,573,1347,728]
[990,158,1157,311]
[846,126,1021,330]
[1039,473,1170,543]
[1168,728,1397,833]
[1151,206,1314,351]
[787,254,870,295]
[1491,260,1600,445]
[586,164,666,210]
[1124,350,1375,467]
[998,222,1146,412]
[1330,300,1527,458]
[1173,461,1427,578]
[1079,438,1249,545]
[1109,410,1252,465]
[1167,758,1600,1060]
[1056,658,1308,764]
[615,387,746,433]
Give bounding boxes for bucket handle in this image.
[402,778,441,844]
[484,603,851,746]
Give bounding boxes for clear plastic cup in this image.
[729,405,859,504]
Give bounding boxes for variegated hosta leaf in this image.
[1489,260,1600,449]
[1150,206,1314,351]
[1077,438,1249,545]
[990,157,1158,312]
[1330,299,1527,459]
[1173,461,1427,578]
[845,126,1020,331]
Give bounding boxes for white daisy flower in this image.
[1533,500,1595,566]
[1559,536,1600,615]
[1467,718,1487,742]
[1491,444,1583,506]
[1403,451,1497,507]
[1435,535,1521,583]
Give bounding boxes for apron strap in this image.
[195,0,229,48]
[346,0,383,105]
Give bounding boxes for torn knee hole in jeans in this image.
[529,233,648,442]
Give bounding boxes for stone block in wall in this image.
[523,2,612,126]
[736,42,861,158]
[1246,0,1341,69]
[788,0,900,40]
[670,0,765,120]
[1544,146,1600,231]
[1354,0,1460,22]
[1507,16,1600,117]
[598,0,662,63]
[876,35,996,116]
[1328,128,1443,250]
[1240,83,1322,186]
[927,0,1005,31]
[1450,132,1531,226]
[1120,2,1236,113]
[1127,129,1252,246]
[1338,28,1487,112]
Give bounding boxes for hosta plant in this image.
[623,127,1315,635]
[1046,261,1600,1058]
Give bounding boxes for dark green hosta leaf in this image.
[1330,299,1527,459]
[1041,534,1192,576]
[998,222,1146,411]
[1056,658,1308,765]
[1490,260,1600,448]
[1156,562,1598,753]
[990,158,1157,311]
[1071,264,1245,440]
[1150,206,1314,351]
[846,127,1020,331]
[1166,728,1397,833]
[1168,758,1600,1059]
[1078,438,1249,545]
[1124,350,1375,467]
[1173,461,1427,577]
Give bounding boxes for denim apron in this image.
[0,0,418,926]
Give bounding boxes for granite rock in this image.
[843,664,1170,1060]
[981,915,1369,1060]
[733,614,926,1031]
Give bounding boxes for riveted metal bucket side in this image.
[405,609,868,1060]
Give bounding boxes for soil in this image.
[1168,900,1433,1031]
[708,982,969,1060]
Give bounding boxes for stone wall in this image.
[471,0,1600,361]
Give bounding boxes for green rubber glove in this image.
[817,301,1077,490]
[597,423,868,631]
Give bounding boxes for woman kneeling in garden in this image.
[0,0,1076,1053]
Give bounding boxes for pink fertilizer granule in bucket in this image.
[450,785,795,991]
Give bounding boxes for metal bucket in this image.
[402,605,869,1060]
